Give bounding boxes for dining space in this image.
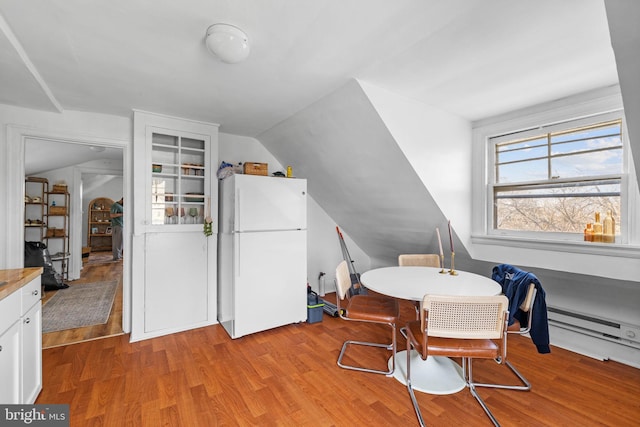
[34,281,640,426]
[332,252,549,427]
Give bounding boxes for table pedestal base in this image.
[389,350,466,395]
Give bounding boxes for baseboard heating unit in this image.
[547,306,640,368]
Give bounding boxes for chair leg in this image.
[472,360,531,391]
[337,322,397,376]
[465,358,501,427]
[400,327,408,340]
[406,337,426,426]
[400,304,420,340]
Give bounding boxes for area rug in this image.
[88,251,117,264]
[42,281,117,333]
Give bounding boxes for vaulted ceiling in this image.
[0,0,619,137]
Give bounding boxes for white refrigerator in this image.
[218,174,308,339]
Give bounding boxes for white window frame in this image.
[471,87,640,260]
[489,111,624,240]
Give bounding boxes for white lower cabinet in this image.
[21,301,42,403]
[0,320,21,403]
[144,232,208,333]
[0,273,42,404]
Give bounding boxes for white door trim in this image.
[5,124,133,333]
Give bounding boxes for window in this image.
[489,113,624,238]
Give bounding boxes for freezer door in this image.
[235,175,306,232]
[233,230,307,338]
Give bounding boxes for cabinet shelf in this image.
[151,142,179,151]
[182,147,205,154]
[152,172,179,178]
[150,131,207,227]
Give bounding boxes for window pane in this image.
[496,158,548,183]
[551,123,621,144]
[495,184,620,233]
[497,143,547,164]
[551,136,622,155]
[497,136,546,152]
[551,148,623,178]
[491,117,624,236]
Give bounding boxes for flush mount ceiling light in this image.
[205,23,250,64]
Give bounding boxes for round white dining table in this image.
[360,266,502,395]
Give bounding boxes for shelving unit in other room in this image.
[24,177,48,242]
[44,186,70,281]
[87,197,114,252]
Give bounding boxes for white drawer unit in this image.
[0,269,43,404]
[21,276,41,315]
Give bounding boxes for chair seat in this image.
[406,320,500,359]
[346,295,399,323]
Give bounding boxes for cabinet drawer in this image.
[21,276,42,315]
[0,290,21,333]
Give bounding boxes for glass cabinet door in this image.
[150,132,207,227]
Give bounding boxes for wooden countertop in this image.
[0,267,43,301]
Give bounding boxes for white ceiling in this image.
[0,0,618,138]
[24,138,122,175]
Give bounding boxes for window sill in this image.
[471,234,640,259]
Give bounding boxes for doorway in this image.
[24,138,126,347]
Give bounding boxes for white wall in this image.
[359,80,474,251]
[605,0,640,191]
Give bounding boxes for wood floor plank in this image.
[36,279,640,426]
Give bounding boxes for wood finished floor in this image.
[36,290,640,426]
[41,251,123,349]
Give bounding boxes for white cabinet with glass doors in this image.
[151,133,209,227]
[132,110,219,343]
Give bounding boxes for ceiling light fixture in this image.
[205,24,250,64]
[89,146,105,152]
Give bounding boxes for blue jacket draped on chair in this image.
[492,264,551,354]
